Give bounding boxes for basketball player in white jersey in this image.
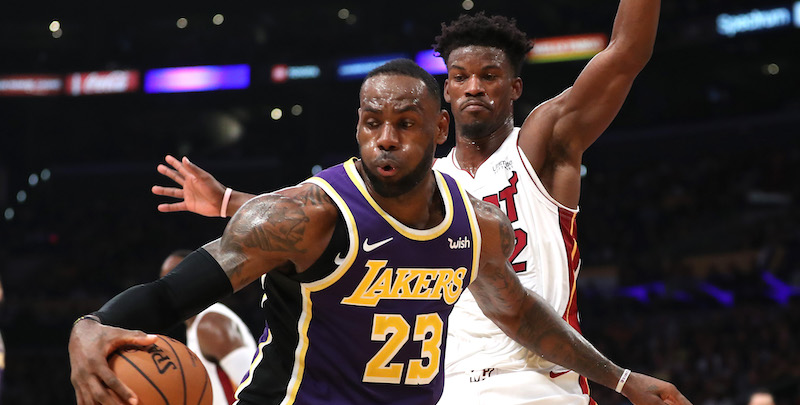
[161,250,257,405]
[429,7,658,402]
[151,1,662,402]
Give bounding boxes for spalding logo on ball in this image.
[108,335,213,405]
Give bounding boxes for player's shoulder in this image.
[468,195,514,258]
[241,183,338,220]
[226,183,340,247]
[519,89,569,136]
[468,195,511,231]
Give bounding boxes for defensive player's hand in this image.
[151,155,226,217]
[622,372,693,405]
[68,319,158,405]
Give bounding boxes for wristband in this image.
[615,368,631,393]
[73,314,102,326]
[220,187,233,217]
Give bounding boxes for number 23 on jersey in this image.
[363,313,443,385]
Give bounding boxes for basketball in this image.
[108,335,212,405]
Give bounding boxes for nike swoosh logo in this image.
[549,370,571,379]
[333,253,346,266]
[363,237,393,252]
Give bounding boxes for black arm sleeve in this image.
[93,248,234,333]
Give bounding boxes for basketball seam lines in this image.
[198,369,211,405]
[117,352,170,404]
[159,336,188,405]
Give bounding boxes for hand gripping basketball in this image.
[108,335,213,405]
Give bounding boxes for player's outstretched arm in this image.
[152,154,257,217]
[519,0,660,205]
[69,183,337,404]
[467,197,691,405]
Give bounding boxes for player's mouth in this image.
[377,163,398,177]
[461,99,491,112]
[372,156,400,177]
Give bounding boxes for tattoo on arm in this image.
[231,200,310,253]
[293,184,334,207]
[498,214,515,260]
[220,193,316,282]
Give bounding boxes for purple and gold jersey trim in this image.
[343,159,455,241]
[454,177,482,285]
[279,175,360,405]
[234,329,272,402]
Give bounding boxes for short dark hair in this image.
[364,58,441,109]
[434,12,533,77]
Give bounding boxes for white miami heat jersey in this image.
[186,303,257,405]
[433,127,583,374]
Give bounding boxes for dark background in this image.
[0,1,798,404]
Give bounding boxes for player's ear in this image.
[443,79,452,103]
[511,77,522,101]
[436,109,450,145]
[355,107,363,139]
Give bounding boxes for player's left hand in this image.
[151,155,227,217]
[68,318,158,405]
[622,372,693,405]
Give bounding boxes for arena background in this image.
[0,1,798,403]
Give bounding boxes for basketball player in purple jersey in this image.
[151,2,660,403]
[70,60,689,405]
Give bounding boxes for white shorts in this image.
[437,368,593,405]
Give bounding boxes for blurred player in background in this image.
[747,390,775,405]
[161,250,257,405]
[151,0,660,403]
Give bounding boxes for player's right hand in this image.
[622,372,693,405]
[151,155,227,217]
[68,318,157,405]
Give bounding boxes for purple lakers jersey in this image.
[235,159,481,405]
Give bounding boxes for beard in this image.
[458,118,496,140]
[362,141,436,198]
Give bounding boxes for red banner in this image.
[65,70,140,95]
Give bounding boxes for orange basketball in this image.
[108,335,212,405]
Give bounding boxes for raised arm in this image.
[467,197,690,405]
[69,183,337,405]
[520,0,660,206]
[152,155,256,217]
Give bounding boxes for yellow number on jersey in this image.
[405,313,443,385]
[363,313,443,385]
[364,314,409,384]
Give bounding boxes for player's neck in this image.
[360,167,444,229]
[454,119,514,175]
